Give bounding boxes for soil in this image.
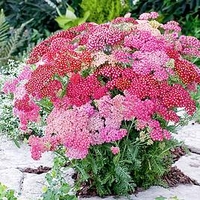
[163,146,199,187]
[21,165,51,174]
[170,146,187,162]
[77,181,97,198]
[162,166,198,187]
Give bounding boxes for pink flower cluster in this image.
[30,97,127,159]
[3,66,40,130]
[3,12,200,160]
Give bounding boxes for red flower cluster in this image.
[27,30,76,64]
[25,64,62,100]
[175,59,200,84]
[66,74,107,106]
[127,75,160,99]
[160,83,196,115]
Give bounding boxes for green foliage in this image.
[0,9,33,67]
[0,9,9,44]
[0,182,18,200]
[1,0,63,36]
[55,5,90,29]
[80,0,131,24]
[181,14,200,39]
[191,85,200,123]
[0,0,83,34]
[0,92,21,146]
[41,152,77,200]
[73,142,136,196]
[134,140,178,188]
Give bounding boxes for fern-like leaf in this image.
[0,9,10,46]
[4,19,33,57]
[0,18,33,64]
[114,165,135,194]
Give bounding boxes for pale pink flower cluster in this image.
[136,20,161,36]
[30,97,127,159]
[161,21,181,33]
[124,30,152,49]
[139,12,159,20]
[131,51,171,80]
[179,35,200,57]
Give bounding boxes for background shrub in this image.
[79,0,131,24]
[1,0,64,36]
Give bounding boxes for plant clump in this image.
[2,12,200,197]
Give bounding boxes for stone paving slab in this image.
[80,185,200,200]
[0,168,23,192]
[173,122,200,154]
[18,173,46,200]
[0,135,54,199]
[174,153,200,184]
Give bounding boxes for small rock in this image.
[173,122,200,154]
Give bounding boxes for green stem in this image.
[121,119,135,160]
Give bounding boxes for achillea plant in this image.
[3,12,200,196]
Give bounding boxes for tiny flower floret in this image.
[111,146,120,155]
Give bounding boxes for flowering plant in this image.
[3,12,200,196]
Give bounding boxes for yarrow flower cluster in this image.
[3,12,200,160]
